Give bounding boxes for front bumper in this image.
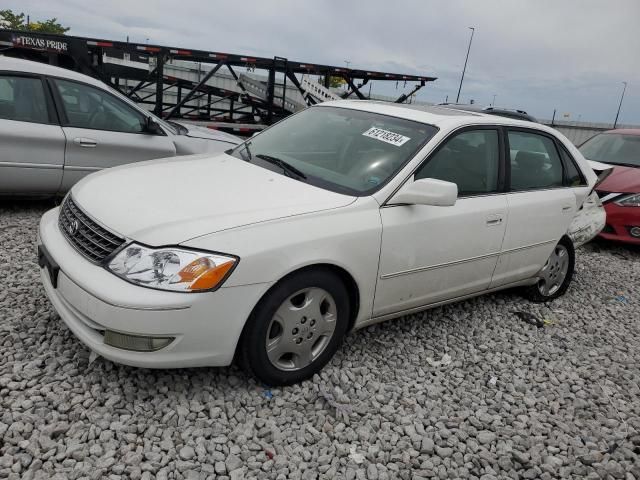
[599,202,640,245]
[38,207,272,368]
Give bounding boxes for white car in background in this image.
[38,101,597,385]
[0,56,240,195]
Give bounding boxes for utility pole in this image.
[492,94,496,106]
[456,27,475,103]
[613,81,628,128]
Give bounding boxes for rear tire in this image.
[239,269,350,386]
[522,236,575,303]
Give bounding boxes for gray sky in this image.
[9,0,640,124]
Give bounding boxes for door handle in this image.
[562,205,573,212]
[73,137,97,148]
[486,215,503,226]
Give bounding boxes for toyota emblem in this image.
[68,219,80,236]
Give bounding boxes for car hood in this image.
[71,153,356,245]
[595,164,640,193]
[176,121,241,144]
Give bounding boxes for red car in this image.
[579,129,640,245]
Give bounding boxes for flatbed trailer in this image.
[0,29,437,133]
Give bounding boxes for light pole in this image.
[492,94,496,106]
[613,81,628,128]
[343,61,351,90]
[455,27,475,103]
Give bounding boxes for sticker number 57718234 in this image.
[362,127,411,147]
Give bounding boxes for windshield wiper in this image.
[255,154,307,180]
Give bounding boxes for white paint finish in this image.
[38,101,601,368]
[374,195,507,316]
[491,188,576,287]
[184,197,382,326]
[0,119,65,194]
[568,191,606,247]
[389,178,458,207]
[71,153,357,245]
[38,209,272,366]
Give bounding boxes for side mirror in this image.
[144,117,164,135]
[389,178,458,206]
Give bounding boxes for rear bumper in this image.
[599,202,640,245]
[38,207,273,368]
[568,192,606,247]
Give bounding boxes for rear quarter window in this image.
[558,145,587,187]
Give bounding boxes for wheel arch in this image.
[271,263,360,332]
[560,233,576,252]
[238,263,361,347]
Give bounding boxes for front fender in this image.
[182,197,383,326]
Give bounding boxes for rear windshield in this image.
[229,106,438,195]
[579,133,640,167]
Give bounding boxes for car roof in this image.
[0,56,109,90]
[319,99,552,132]
[438,103,537,121]
[602,128,640,136]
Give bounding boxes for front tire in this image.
[522,236,575,302]
[239,269,350,386]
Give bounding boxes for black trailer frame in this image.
[0,29,437,129]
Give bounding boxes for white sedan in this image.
[38,101,597,385]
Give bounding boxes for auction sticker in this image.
[362,127,411,147]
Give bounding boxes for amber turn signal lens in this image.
[182,259,236,291]
[178,257,214,282]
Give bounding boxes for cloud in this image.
[7,0,640,123]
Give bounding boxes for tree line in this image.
[0,10,69,35]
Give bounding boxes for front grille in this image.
[59,197,125,263]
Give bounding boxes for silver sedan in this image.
[0,57,240,195]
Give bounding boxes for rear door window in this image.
[558,146,587,187]
[508,130,564,190]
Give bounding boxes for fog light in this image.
[630,227,640,238]
[104,330,174,352]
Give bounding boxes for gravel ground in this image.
[1,200,640,480]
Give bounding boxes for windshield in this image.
[229,106,438,195]
[579,133,640,167]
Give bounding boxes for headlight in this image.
[614,194,640,207]
[107,244,238,292]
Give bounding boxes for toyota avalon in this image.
[38,101,597,385]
